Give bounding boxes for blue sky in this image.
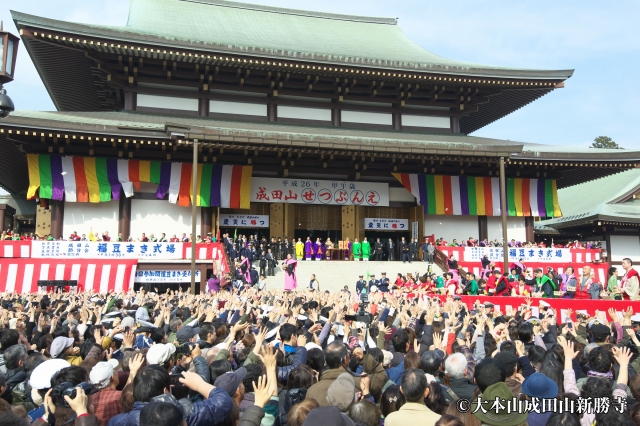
[1,0,639,149]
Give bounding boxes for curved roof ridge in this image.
[175,0,398,25]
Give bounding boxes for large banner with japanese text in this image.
[464,246,572,263]
[219,214,269,228]
[251,178,389,206]
[32,241,182,260]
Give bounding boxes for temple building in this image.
[2,0,640,247]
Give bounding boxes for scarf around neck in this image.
[587,370,614,379]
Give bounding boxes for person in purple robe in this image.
[207,274,221,293]
[283,254,298,291]
[304,237,313,261]
[315,238,324,260]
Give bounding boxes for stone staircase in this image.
[257,259,445,293]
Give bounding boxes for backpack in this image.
[279,388,307,425]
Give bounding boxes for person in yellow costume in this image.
[295,238,304,260]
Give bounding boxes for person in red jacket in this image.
[485,269,500,295]
[445,272,460,295]
[494,272,512,296]
[574,266,593,300]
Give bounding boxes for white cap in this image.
[121,317,135,328]
[305,343,322,351]
[631,314,640,323]
[89,362,115,387]
[146,343,177,365]
[539,300,551,307]
[30,359,71,389]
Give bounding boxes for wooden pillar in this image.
[409,206,425,258]
[524,217,535,243]
[341,206,357,242]
[355,206,365,241]
[118,197,131,241]
[392,112,402,130]
[0,208,5,232]
[451,116,460,133]
[124,92,137,111]
[50,200,64,239]
[267,103,277,122]
[198,98,209,117]
[478,216,488,241]
[283,204,295,240]
[331,107,341,126]
[201,206,213,237]
[270,203,284,239]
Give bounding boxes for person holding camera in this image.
[107,367,233,426]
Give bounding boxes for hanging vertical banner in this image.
[392,173,562,218]
[26,154,252,208]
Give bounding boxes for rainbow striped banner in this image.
[27,154,252,209]
[392,173,561,218]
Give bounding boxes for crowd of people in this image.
[1,282,640,426]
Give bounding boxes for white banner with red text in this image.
[0,258,137,293]
[251,177,389,206]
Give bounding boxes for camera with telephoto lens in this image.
[176,342,196,355]
[51,382,92,407]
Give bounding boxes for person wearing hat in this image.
[326,373,357,413]
[367,275,379,293]
[51,336,82,366]
[384,368,440,426]
[355,276,366,295]
[147,343,177,369]
[135,322,157,350]
[26,359,71,423]
[303,406,355,426]
[471,381,528,426]
[90,361,125,426]
[176,325,200,346]
[214,367,247,406]
[378,273,390,293]
[306,341,386,407]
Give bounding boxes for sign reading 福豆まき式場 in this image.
[31,241,183,259]
[251,178,389,206]
[464,247,572,263]
[134,269,200,283]
[219,214,269,228]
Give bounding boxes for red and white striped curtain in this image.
[0,259,137,293]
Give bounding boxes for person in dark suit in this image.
[400,237,411,263]
[266,249,275,276]
[374,238,384,261]
[387,238,395,261]
[355,275,367,294]
[379,273,390,292]
[368,274,380,292]
[259,250,267,277]
[409,238,419,262]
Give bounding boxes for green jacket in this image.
[362,242,371,256]
[467,280,478,295]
